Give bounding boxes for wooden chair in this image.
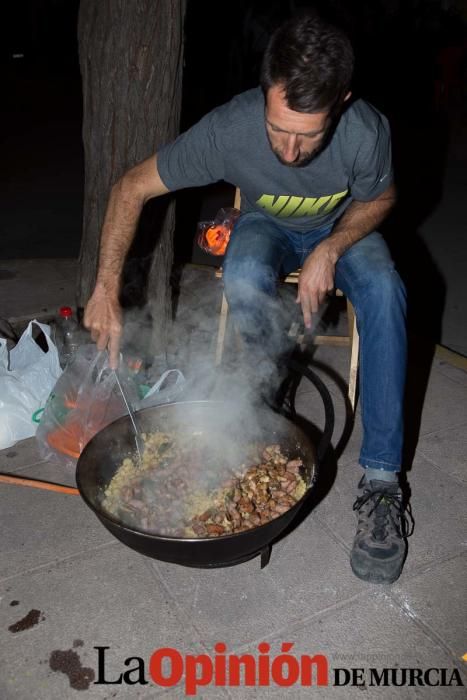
[214,189,360,410]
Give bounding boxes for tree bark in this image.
[78,0,185,360]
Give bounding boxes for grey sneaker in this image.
[350,476,414,584]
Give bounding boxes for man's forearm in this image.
[95,178,145,295]
[83,155,169,367]
[320,184,397,264]
[94,155,169,296]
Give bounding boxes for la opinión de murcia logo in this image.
[93,644,465,695]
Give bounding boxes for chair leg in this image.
[215,292,229,366]
[347,299,359,411]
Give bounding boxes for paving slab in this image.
[0,545,228,700]
[150,517,363,651]
[0,462,112,581]
[433,357,467,389]
[416,367,467,437]
[0,437,49,474]
[231,592,466,698]
[416,422,467,484]
[391,553,467,661]
[0,458,77,488]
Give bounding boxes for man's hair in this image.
[260,12,354,115]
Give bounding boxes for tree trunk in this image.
[78,0,185,361]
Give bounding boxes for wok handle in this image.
[287,359,335,463]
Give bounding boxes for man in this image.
[84,13,413,584]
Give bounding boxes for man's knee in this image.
[339,234,405,307]
[375,268,406,307]
[223,213,289,301]
[223,257,277,301]
[359,267,407,321]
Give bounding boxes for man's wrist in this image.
[94,277,120,298]
[316,237,341,265]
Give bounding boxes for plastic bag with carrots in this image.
[35,345,137,468]
[36,346,187,469]
[197,207,241,256]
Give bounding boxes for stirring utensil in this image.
[113,370,144,466]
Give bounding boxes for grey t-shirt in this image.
[157,87,393,233]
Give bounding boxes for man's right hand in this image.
[83,282,123,369]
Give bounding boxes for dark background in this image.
[1,0,466,347]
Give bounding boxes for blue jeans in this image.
[223,212,407,472]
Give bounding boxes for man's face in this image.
[265,84,331,167]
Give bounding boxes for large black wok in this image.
[76,366,334,569]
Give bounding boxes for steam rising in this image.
[104,265,327,533]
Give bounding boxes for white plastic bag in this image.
[137,369,185,409]
[0,320,62,449]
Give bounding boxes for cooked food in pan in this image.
[102,431,307,537]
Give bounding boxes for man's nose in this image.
[283,134,299,162]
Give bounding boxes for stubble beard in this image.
[271,147,319,168]
[267,132,330,168]
[266,118,335,168]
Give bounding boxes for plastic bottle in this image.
[58,306,80,368]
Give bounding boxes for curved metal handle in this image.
[286,359,335,463]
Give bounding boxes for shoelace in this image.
[353,487,415,541]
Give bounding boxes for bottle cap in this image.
[59,306,73,318]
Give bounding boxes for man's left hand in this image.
[296,243,337,329]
